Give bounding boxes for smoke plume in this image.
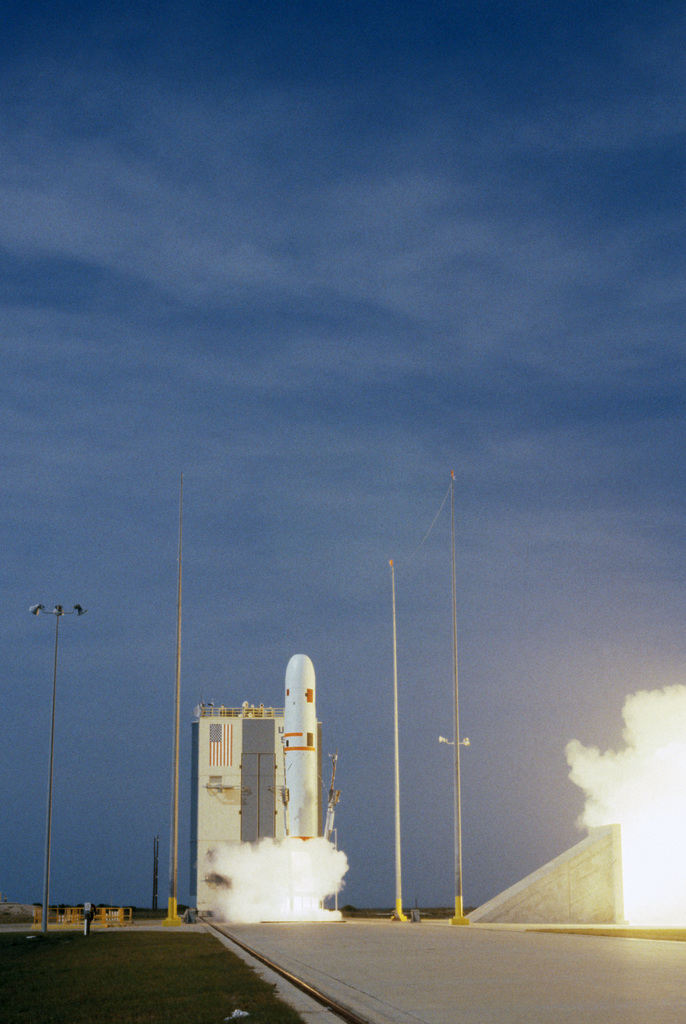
[566,684,686,924]
[205,836,348,924]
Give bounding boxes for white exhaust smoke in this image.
[566,684,686,924]
[206,836,348,924]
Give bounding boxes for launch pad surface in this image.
[215,919,686,1024]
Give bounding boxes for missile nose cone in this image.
[286,654,315,689]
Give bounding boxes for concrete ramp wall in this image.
[470,824,625,924]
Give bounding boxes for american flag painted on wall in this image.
[209,722,233,766]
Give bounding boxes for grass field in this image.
[0,930,305,1024]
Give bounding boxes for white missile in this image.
[284,654,319,839]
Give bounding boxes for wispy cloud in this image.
[1,2,684,911]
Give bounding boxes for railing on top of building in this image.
[196,704,284,719]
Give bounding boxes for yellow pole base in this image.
[450,897,470,926]
[393,898,408,922]
[162,897,182,926]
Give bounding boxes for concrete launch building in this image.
[190,655,323,914]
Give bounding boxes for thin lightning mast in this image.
[390,559,407,921]
[164,473,183,926]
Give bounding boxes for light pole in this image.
[449,470,469,925]
[30,603,87,933]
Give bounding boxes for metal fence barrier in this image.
[33,906,133,928]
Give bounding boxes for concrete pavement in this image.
[216,919,686,1024]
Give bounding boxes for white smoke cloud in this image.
[566,684,686,924]
[205,837,348,924]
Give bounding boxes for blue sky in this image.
[1,1,684,910]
